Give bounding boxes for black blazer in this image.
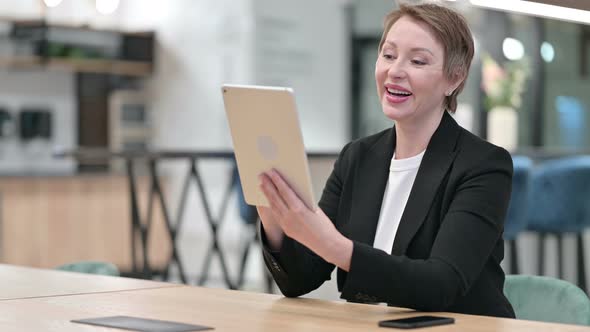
[262,112,516,318]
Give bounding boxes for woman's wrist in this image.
[320,232,353,272]
[261,222,284,251]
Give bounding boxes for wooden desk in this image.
[1,285,589,331]
[0,264,178,300]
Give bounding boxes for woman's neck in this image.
[394,111,444,159]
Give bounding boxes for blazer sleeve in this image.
[340,146,513,311]
[260,142,352,297]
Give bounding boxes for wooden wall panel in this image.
[0,175,171,271]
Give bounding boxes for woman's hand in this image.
[258,169,353,271]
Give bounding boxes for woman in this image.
[257,3,515,318]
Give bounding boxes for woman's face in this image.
[375,16,457,124]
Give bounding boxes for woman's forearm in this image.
[316,232,353,272]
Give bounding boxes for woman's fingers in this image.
[259,173,289,216]
[267,169,306,212]
[259,170,313,241]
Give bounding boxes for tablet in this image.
[71,315,213,331]
[222,84,316,209]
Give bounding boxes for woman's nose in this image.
[388,62,407,80]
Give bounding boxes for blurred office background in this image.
[0,0,589,300]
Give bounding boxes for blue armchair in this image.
[527,156,590,292]
[504,156,533,274]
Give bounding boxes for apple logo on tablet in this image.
[257,135,278,160]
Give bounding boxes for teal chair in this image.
[504,275,590,325]
[55,261,120,277]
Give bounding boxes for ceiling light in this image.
[470,0,590,25]
[96,0,120,15]
[43,0,63,8]
[502,37,525,60]
[540,41,555,63]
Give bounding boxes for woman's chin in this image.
[382,105,410,121]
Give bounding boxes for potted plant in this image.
[482,53,529,151]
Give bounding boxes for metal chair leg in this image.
[577,233,586,293]
[509,239,519,274]
[557,234,564,279]
[538,232,545,276]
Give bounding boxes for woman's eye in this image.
[412,59,426,65]
[383,54,396,60]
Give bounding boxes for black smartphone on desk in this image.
[379,315,454,329]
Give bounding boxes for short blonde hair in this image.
[378,3,474,113]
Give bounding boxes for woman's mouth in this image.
[385,87,412,103]
[386,87,412,97]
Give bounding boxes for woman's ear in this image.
[448,69,466,95]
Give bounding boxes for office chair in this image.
[504,156,533,274]
[504,274,590,325]
[56,261,120,277]
[527,156,590,292]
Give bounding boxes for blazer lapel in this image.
[346,127,395,246]
[391,112,461,255]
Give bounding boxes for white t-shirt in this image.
[372,150,425,254]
